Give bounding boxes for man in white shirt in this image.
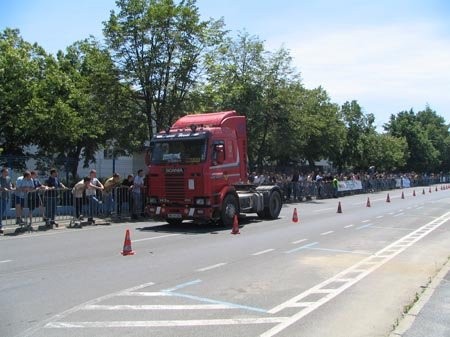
[85,169,104,223]
[131,169,145,219]
[15,171,35,226]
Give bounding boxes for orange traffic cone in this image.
[121,229,135,256]
[231,215,240,234]
[386,193,391,203]
[292,208,299,223]
[401,191,405,199]
[422,188,426,195]
[366,197,371,207]
[413,190,416,196]
[435,186,438,192]
[337,202,342,213]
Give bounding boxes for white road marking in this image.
[260,211,450,337]
[83,304,234,310]
[286,242,319,254]
[361,220,370,223]
[0,260,12,264]
[20,281,156,337]
[46,317,288,328]
[376,216,384,219]
[133,234,180,242]
[356,223,374,230]
[118,292,170,297]
[196,263,227,272]
[313,207,335,213]
[292,238,308,244]
[320,231,334,236]
[163,279,202,292]
[393,212,405,217]
[252,249,275,256]
[344,224,354,228]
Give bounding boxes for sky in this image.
[1,0,450,129]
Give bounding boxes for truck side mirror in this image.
[214,144,225,164]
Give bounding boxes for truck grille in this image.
[165,175,185,204]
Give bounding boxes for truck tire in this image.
[221,194,238,226]
[264,190,282,219]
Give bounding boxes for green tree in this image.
[31,39,134,178]
[199,32,266,167]
[0,28,46,165]
[416,105,449,170]
[294,87,346,169]
[340,100,376,171]
[362,133,408,171]
[103,0,225,139]
[385,109,440,172]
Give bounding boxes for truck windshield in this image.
[150,139,207,164]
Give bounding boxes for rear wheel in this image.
[264,190,282,219]
[221,194,239,226]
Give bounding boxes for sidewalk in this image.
[390,259,450,337]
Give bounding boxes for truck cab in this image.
[146,111,282,226]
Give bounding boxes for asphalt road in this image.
[1,186,449,337]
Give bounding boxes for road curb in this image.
[388,257,450,336]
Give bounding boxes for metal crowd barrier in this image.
[0,185,150,232]
[278,176,446,202]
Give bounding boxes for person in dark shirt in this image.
[44,169,67,228]
[0,167,13,233]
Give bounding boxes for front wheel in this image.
[221,194,239,226]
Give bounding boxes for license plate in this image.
[167,213,182,219]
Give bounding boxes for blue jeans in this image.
[0,198,8,228]
[45,197,57,222]
[104,193,114,215]
[132,193,142,215]
[87,195,101,218]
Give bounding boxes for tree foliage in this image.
[103,0,225,138]
[384,109,443,172]
[0,28,46,159]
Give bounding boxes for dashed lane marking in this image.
[285,242,319,254]
[313,207,335,213]
[133,233,181,242]
[196,263,227,272]
[356,223,374,230]
[0,259,12,264]
[344,224,354,228]
[292,238,308,244]
[320,231,334,236]
[252,249,275,256]
[307,247,371,255]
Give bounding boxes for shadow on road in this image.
[135,215,263,235]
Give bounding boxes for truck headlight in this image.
[195,198,206,206]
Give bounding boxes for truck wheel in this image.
[167,219,183,226]
[221,194,238,226]
[265,190,282,219]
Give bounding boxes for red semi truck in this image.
[145,111,283,226]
